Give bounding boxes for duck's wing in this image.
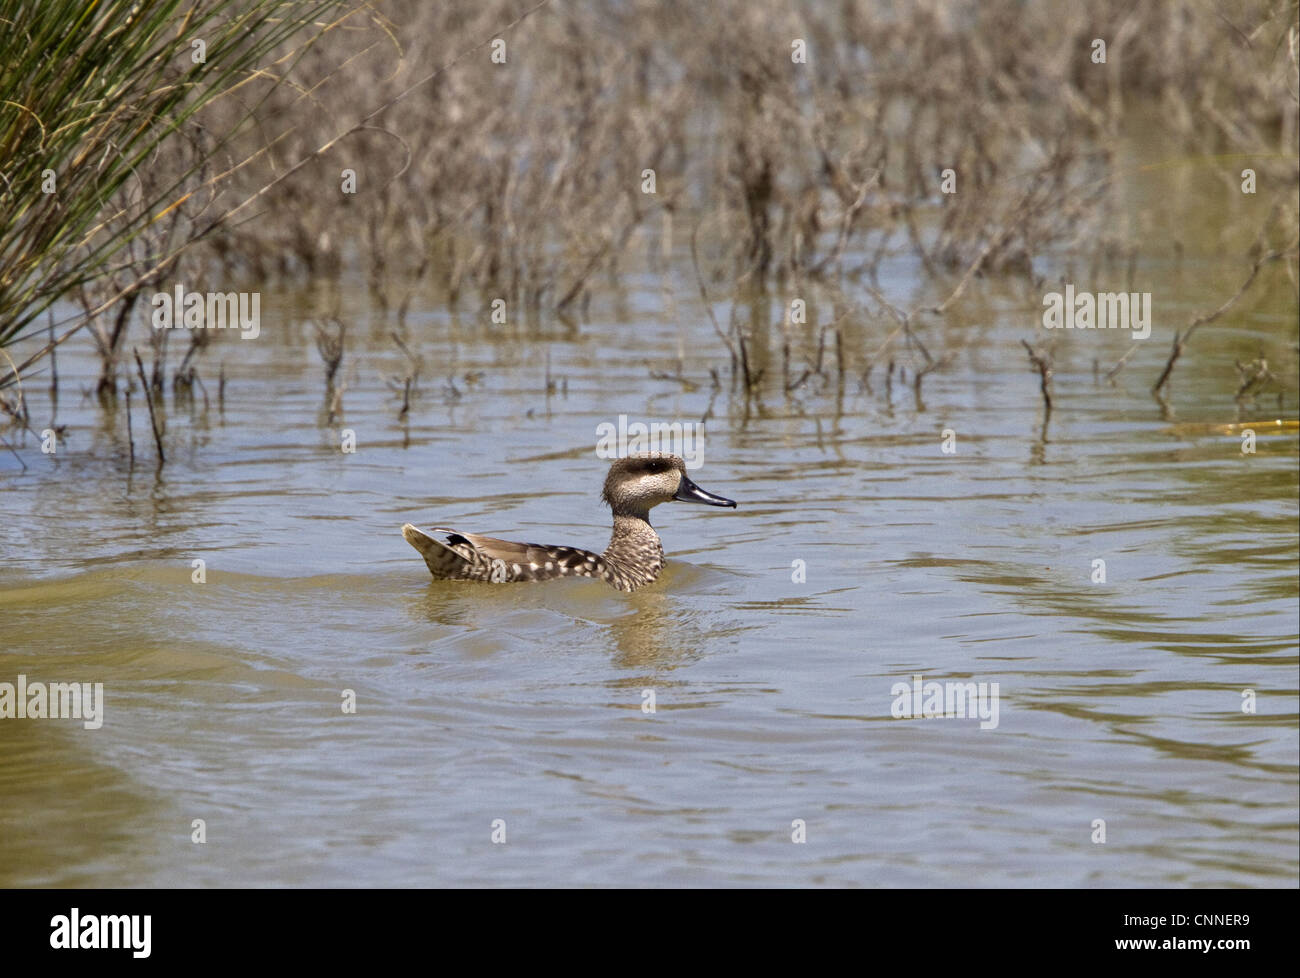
[402,524,485,579]
[450,530,607,581]
[401,525,604,582]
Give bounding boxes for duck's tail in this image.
[401,524,474,579]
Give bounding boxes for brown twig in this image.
[132,348,165,465]
[1152,237,1297,397]
[314,318,346,390]
[125,386,135,467]
[1234,357,1278,401]
[1021,339,1053,412]
[1104,341,1141,383]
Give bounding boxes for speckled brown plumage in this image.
[402,454,735,592]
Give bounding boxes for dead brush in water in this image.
[194,0,1297,424]
[313,316,348,421]
[202,0,1184,308]
[1,0,1295,443]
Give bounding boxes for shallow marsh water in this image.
[1,164,1297,887]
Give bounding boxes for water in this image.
[2,181,1297,887]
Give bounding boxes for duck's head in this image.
[601,453,737,518]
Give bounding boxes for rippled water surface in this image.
[2,186,1297,886]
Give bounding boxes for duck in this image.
[401,453,736,591]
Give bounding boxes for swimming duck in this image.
[401,453,736,591]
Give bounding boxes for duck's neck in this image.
[602,512,665,590]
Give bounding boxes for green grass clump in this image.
[0,0,339,385]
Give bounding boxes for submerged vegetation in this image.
[1,0,1297,454]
